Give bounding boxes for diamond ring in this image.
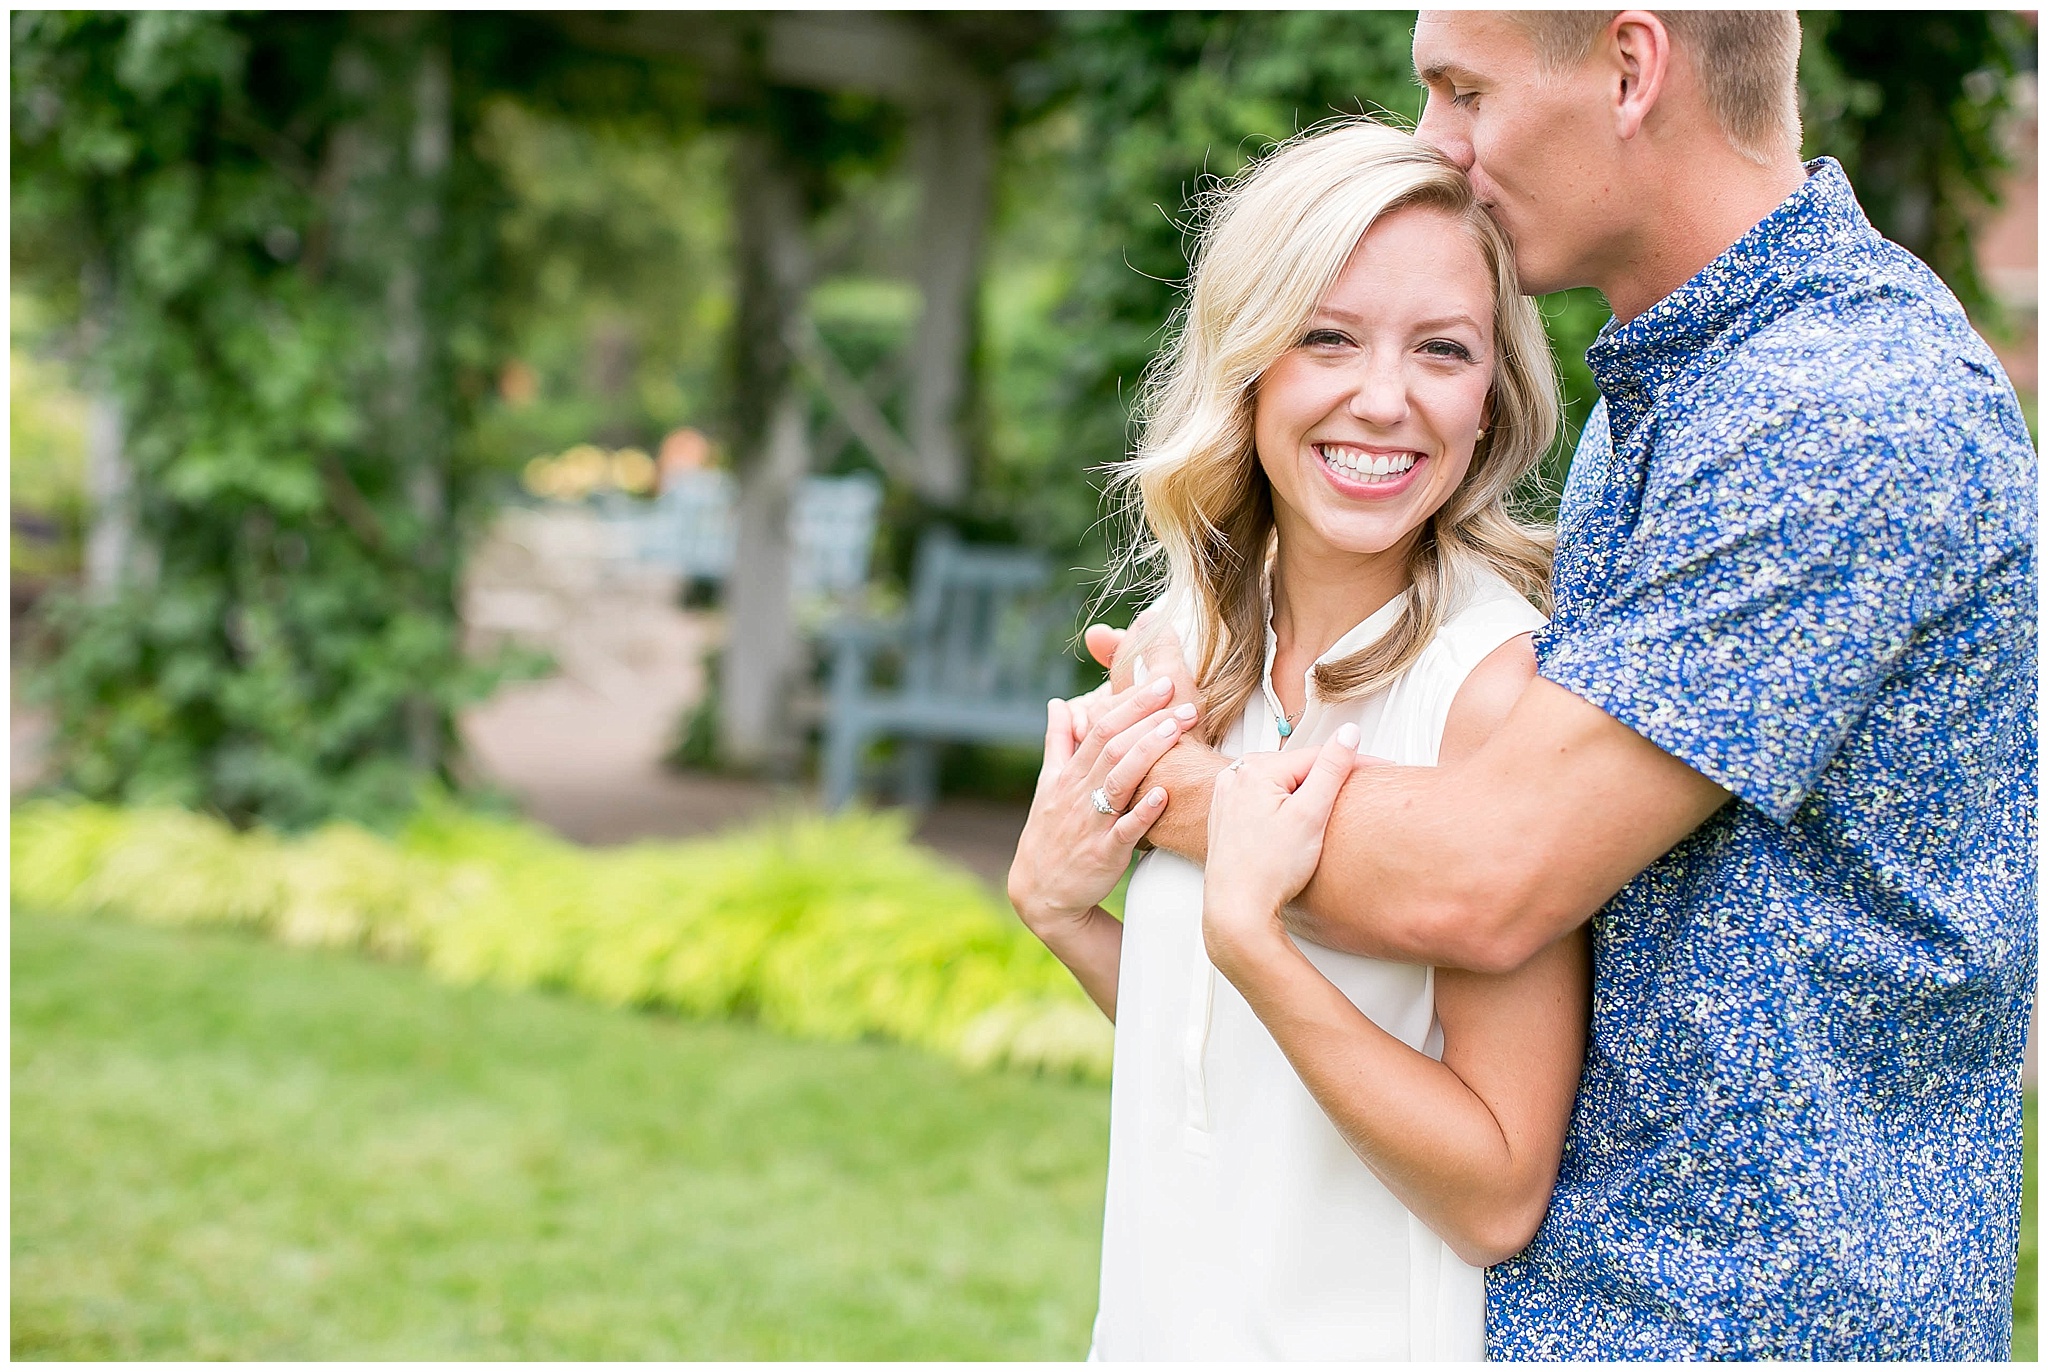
[1089,786,1118,816]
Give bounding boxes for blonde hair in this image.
[1103,119,1558,747]
[1513,10,1803,166]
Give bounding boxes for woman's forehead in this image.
[1318,212,1496,318]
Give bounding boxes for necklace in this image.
[1274,703,1305,739]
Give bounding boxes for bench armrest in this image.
[817,617,903,652]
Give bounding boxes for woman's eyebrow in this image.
[1310,308,1484,333]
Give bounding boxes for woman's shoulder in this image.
[1392,565,1545,765]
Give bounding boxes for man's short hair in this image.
[1513,11,1802,166]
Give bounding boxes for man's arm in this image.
[1142,672,1727,973]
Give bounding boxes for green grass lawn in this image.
[12,912,2039,1359]
[11,914,1110,1359]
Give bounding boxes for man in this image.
[1084,10,2035,1359]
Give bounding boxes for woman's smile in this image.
[1315,442,1427,495]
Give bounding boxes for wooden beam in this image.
[549,11,956,104]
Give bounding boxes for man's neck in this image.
[1596,152,1810,324]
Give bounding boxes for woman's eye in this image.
[1421,339,1475,361]
[1301,329,1350,348]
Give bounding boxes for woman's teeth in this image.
[1318,445,1417,484]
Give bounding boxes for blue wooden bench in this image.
[820,529,1077,810]
[626,470,883,601]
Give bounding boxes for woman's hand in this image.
[1006,674,1197,939]
[1202,724,1359,971]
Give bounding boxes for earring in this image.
[1475,426,1490,440]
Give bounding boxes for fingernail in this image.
[1155,718,1178,737]
[1150,677,1173,696]
[1173,703,1198,721]
[1336,723,1361,748]
[1146,787,1166,806]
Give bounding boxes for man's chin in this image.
[1502,245,1575,299]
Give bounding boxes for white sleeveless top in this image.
[1089,567,1546,1362]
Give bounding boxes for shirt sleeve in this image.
[1537,351,1991,824]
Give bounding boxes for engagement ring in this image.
[1089,786,1118,815]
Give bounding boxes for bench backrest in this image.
[647,470,736,578]
[641,471,880,598]
[902,529,1076,705]
[790,473,883,599]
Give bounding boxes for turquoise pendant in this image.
[1275,716,1293,738]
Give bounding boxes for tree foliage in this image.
[13,13,519,828]
[1800,10,2036,324]
[979,10,1608,568]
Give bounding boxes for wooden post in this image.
[80,256,136,601]
[395,28,453,773]
[905,66,997,507]
[325,15,458,776]
[717,124,813,771]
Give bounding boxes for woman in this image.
[1005,121,1590,1360]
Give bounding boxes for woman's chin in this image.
[1286,510,1423,564]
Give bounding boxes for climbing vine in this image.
[13,12,511,827]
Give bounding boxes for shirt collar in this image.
[1260,574,1410,721]
[1585,157,1877,443]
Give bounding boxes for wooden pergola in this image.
[558,12,1052,767]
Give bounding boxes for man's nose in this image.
[1414,95,1473,171]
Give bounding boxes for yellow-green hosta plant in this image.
[9,800,1112,1081]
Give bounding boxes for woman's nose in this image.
[1345,357,1410,427]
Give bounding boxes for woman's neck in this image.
[1268,530,1415,665]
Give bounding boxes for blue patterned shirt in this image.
[1487,159,2037,1359]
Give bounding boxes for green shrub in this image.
[9,800,1112,1081]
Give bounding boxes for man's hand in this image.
[1084,610,1197,703]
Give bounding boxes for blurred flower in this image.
[498,359,540,409]
[559,444,607,498]
[522,442,664,501]
[521,455,557,499]
[611,448,656,494]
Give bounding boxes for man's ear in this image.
[1604,10,1672,143]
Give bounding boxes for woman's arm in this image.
[1202,636,1591,1265]
[1006,678,1196,1019]
[1211,915,1588,1266]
